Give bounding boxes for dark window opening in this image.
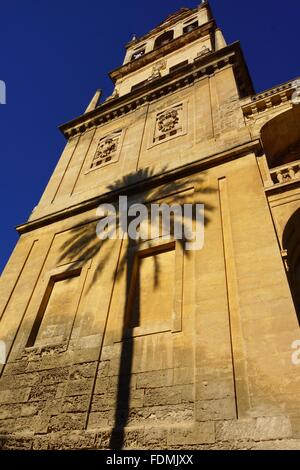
[131,49,146,61]
[131,79,149,92]
[169,60,189,74]
[183,21,198,34]
[154,30,174,49]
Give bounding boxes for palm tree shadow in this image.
[57,166,216,449]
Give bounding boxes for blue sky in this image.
[0,0,299,272]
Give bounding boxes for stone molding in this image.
[59,43,253,139]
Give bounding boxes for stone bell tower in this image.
[1,1,300,450]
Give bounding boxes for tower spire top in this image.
[84,89,102,114]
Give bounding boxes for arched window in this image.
[183,20,198,34]
[154,30,174,49]
[261,106,300,168]
[283,208,300,323]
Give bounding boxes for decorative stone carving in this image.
[197,45,211,58]
[91,130,122,169]
[157,109,179,133]
[270,162,300,185]
[148,60,167,81]
[152,103,184,145]
[96,138,117,159]
[21,341,68,361]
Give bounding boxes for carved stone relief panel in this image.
[90,130,122,169]
[150,102,187,147]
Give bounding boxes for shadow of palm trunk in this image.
[109,236,139,449]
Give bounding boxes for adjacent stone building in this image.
[1,1,300,450]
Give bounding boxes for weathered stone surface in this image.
[32,435,50,450]
[290,416,300,439]
[143,427,168,448]
[2,362,28,376]
[123,428,145,449]
[69,362,97,380]
[167,423,215,446]
[37,398,62,416]
[61,395,90,413]
[48,431,96,450]
[127,404,194,426]
[29,385,57,402]
[250,439,300,450]
[96,429,113,449]
[48,413,86,433]
[72,348,100,365]
[0,416,35,434]
[0,388,31,405]
[39,367,69,386]
[216,416,293,442]
[196,398,236,421]
[108,374,137,390]
[0,372,40,389]
[94,376,109,394]
[196,379,235,401]
[88,411,114,429]
[0,435,33,450]
[97,361,110,376]
[143,385,193,407]
[34,413,51,434]
[0,403,38,420]
[136,370,173,389]
[173,367,194,386]
[91,389,144,412]
[64,378,94,397]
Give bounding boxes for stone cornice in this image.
[264,178,300,196]
[16,139,261,235]
[110,20,216,83]
[242,79,298,118]
[59,42,253,139]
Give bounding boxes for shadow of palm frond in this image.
[58,166,216,289]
